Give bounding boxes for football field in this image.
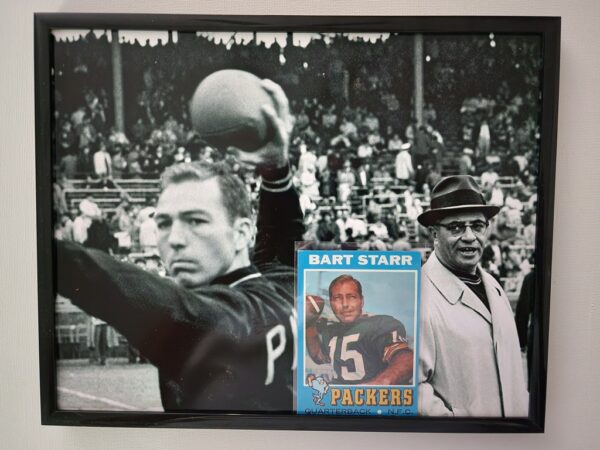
[57,358,162,411]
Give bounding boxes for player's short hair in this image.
[160,161,252,223]
[328,274,363,299]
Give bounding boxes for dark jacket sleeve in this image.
[56,240,261,377]
[515,270,535,349]
[253,166,305,268]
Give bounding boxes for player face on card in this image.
[329,280,364,324]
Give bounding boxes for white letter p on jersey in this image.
[265,324,286,385]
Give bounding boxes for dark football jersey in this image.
[56,170,304,412]
[317,315,409,384]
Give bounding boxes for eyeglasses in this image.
[437,220,489,236]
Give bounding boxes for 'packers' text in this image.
[330,388,413,406]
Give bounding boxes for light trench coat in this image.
[418,252,529,417]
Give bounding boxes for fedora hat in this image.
[417,175,500,226]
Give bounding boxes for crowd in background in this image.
[53,32,541,310]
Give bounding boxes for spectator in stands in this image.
[380,183,399,208]
[316,211,339,242]
[85,90,107,132]
[348,213,368,240]
[392,228,411,251]
[299,165,320,200]
[505,188,524,211]
[326,147,344,173]
[364,111,380,132]
[481,164,500,190]
[423,102,437,126]
[72,198,100,244]
[93,140,112,178]
[131,118,149,143]
[143,145,164,176]
[523,213,536,245]
[295,108,310,130]
[382,210,400,241]
[58,119,76,157]
[373,162,388,182]
[111,144,128,179]
[481,245,502,282]
[367,129,383,148]
[403,187,423,221]
[77,117,97,151]
[381,92,400,130]
[339,116,358,141]
[87,315,109,365]
[298,141,317,173]
[138,207,158,253]
[112,197,135,253]
[356,163,370,189]
[405,119,417,145]
[367,186,384,221]
[337,160,356,203]
[54,213,74,242]
[145,253,165,277]
[302,211,319,242]
[128,157,144,178]
[53,173,70,216]
[318,166,335,199]
[486,233,503,268]
[173,146,186,164]
[335,209,350,243]
[425,162,442,191]
[77,146,94,177]
[488,180,505,207]
[477,119,491,157]
[395,142,414,183]
[427,124,445,149]
[388,133,404,152]
[361,230,387,250]
[369,214,389,240]
[321,105,338,132]
[502,149,523,178]
[59,149,78,179]
[315,148,329,175]
[458,148,474,175]
[86,211,116,254]
[495,205,522,242]
[413,125,432,167]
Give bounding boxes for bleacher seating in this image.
[64,179,160,212]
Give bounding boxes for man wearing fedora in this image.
[417,175,528,417]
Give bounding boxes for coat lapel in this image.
[460,284,492,324]
[424,252,491,324]
[481,271,506,349]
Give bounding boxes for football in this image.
[305,294,325,324]
[189,69,275,152]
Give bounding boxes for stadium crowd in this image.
[52,32,541,360]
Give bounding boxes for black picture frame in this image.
[35,13,560,432]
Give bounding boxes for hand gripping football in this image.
[189,69,276,152]
[305,294,325,325]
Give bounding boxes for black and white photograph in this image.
[36,15,559,431]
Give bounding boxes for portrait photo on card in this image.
[297,250,421,417]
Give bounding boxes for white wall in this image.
[1,1,598,449]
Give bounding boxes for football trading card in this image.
[296,250,421,416]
